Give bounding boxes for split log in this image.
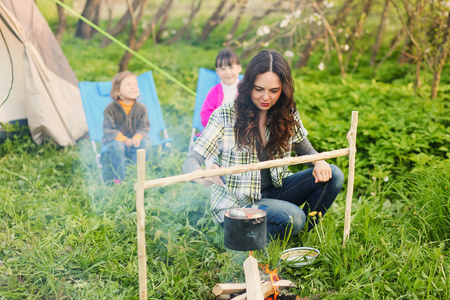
[243,255,263,300]
[230,281,271,300]
[231,280,295,300]
[213,283,246,296]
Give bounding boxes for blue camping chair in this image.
[188,68,243,151]
[79,71,172,181]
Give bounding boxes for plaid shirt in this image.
[192,102,308,223]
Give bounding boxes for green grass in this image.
[1,130,449,299]
[1,5,450,299]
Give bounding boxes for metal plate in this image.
[280,247,320,267]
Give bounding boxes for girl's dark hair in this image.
[215,49,240,68]
[234,49,298,158]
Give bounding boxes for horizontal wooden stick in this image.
[135,148,349,190]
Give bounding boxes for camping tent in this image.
[0,0,87,146]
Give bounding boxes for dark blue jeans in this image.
[104,138,152,180]
[257,164,344,239]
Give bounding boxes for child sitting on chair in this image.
[102,71,152,183]
[200,49,242,128]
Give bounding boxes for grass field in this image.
[1,2,449,299]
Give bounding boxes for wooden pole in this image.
[343,111,358,245]
[136,149,147,300]
[134,148,350,190]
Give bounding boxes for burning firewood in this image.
[214,281,296,299]
[213,280,296,297]
[243,255,264,299]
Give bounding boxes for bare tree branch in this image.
[199,0,235,42]
[118,0,148,71]
[227,0,248,42]
[370,0,389,66]
[166,0,203,44]
[55,0,66,43]
[313,2,346,78]
[100,0,141,48]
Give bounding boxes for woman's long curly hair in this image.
[235,50,299,158]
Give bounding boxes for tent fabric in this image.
[0,0,87,146]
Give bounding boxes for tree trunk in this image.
[375,30,404,70]
[103,0,114,31]
[75,0,101,39]
[135,0,174,49]
[344,0,373,69]
[118,0,148,72]
[166,0,203,45]
[240,28,281,59]
[431,13,450,99]
[227,0,248,42]
[118,0,173,71]
[101,0,141,48]
[199,0,235,42]
[100,0,141,48]
[155,14,169,43]
[414,52,422,95]
[55,0,66,43]
[294,0,353,69]
[295,38,319,68]
[312,2,346,78]
[231,0,283,44]
[397,0,414,63]
[332,0,354,28]
[370,0,389,66]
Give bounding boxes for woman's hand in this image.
[312,160,332,183]
[192,165,224,187]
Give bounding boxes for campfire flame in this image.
[262,264,280,300]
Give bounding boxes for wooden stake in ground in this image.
[343,111,358,245]
[136,150,147,300]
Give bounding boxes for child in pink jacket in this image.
[200,49,242,128]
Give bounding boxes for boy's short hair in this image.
[215,49,240,68]
[110,71,137,101]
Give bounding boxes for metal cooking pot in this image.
[223,207,267,251]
